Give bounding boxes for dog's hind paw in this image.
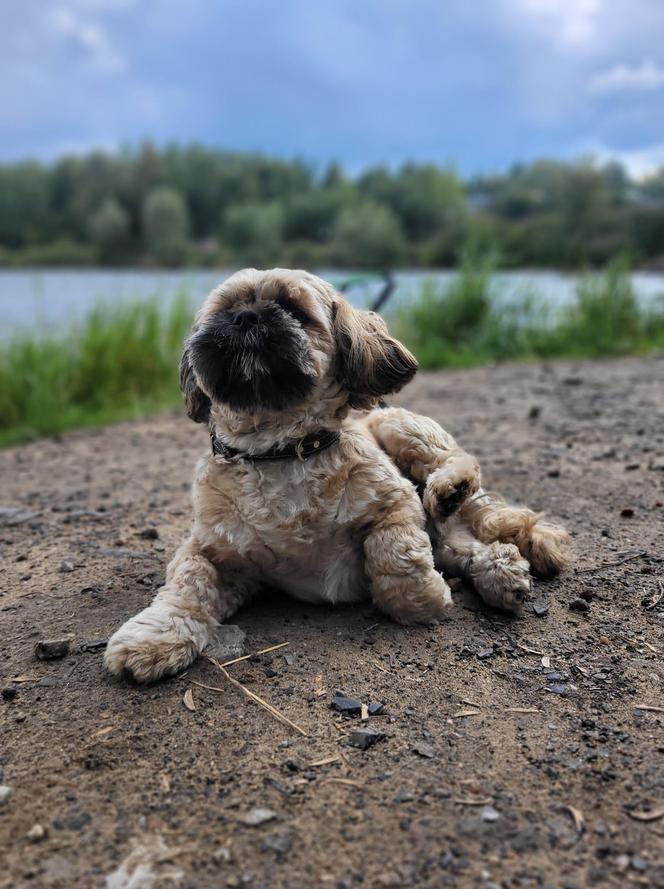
[471,543,532,613]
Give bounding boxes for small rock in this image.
[631,855,649,872]
[240,808,277,827]
[331,695,362,716]
[260,828,294,857]
[0,786,11,805]
[547,683,568,695]
[620,507,634,518]
[139,527,159,540]
[1,685,17,701]
[27,824,46,842]
[477,648,494,660]
[532,601,549,617]
[213,846,232,863]
[412,743,435,758]
[599,635,610,645]
[205,625,246,662]
[35,638,70,660]
[547,468,560,478]
[348,729,385,750]
[528,405,541,420]
[368,701,385,716]
[59,559,75,573]
[481,805,500,822]
[569,598,590,613]
[395,788,415,803]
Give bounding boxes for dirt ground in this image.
[1,357,663,889]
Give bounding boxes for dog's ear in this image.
[179,343,211,423]
[333,299,418,408]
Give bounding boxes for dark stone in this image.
[348,729,385,750]
[477,648,494,659]
[260,828,294,858]
[1,686,17,701]
[569,598,590,613]
[139,527,159,539]
[368,702,385,716]
[412,743,435,758]
[620,507,634,518]
[533,601,550,617]
[331,696,362,716]
[35,639,70,660]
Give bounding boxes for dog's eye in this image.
[276,296,311,327]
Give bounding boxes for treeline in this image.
[1,143,664,269]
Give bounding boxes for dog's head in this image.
[180,268,417,423]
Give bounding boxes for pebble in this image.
[0,785,12,804]
[59,559,75,573]
[331,696,362,716]
[532,601,549,617]
[240,808,277,827]
[569,598,590,613]
[204,625,246,661]
[481,805,500,822]
[368,701,385,716]
[35,638,70,660]
[139,527,159,539]
[599,635,610,645]
[412,743,435,758]
[1,685,17,700]
[348,729,385,750]
[27,823,46,842]
[631,855,649,873]
[620,507,635,517]
[477,648,494,659]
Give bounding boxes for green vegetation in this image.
[0,295,192,447]
[2,145,664,269]
[394,257,664,368]
[1,259,662,447]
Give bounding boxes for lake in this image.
[2,267,664,336]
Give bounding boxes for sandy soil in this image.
[1,357,663,889]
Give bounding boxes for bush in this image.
[221,202,284,266]
[89,197,131,264]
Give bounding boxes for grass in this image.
[0,293,193,447]
[1,258,663,447]
[393,254,664,368]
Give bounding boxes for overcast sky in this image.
[2,0,664,176]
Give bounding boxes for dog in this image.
[105,268,571,682]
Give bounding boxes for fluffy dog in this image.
[105,269,571,682]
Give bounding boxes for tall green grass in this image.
[394,255,664,368]
[0,294,193,446]
[1,260,663,447]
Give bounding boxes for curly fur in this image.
[105,269,572,682]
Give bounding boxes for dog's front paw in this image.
[104,605,207,683]
[423,456,481,520]
[471,543,532,613]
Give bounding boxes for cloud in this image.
[591,142,664,178]
[49,3,126,73]
[509,0,602,48]
[589,60,664,95]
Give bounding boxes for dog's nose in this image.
[233,309,260,330]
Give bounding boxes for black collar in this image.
[211,428,341,462]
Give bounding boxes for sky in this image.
[2,0,664,177]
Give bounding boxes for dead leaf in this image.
[183,688,196,711]
[313,673,327,698]
[159,773,171,792]
[627,808,664,822]
[92,725,114,737]
[565,804,585,832]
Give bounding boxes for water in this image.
[1,267,664,336]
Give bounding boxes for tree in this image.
[221,202,284,266]
[332,201,405,267]
[89,197,130,264]
[142,187,190,265]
